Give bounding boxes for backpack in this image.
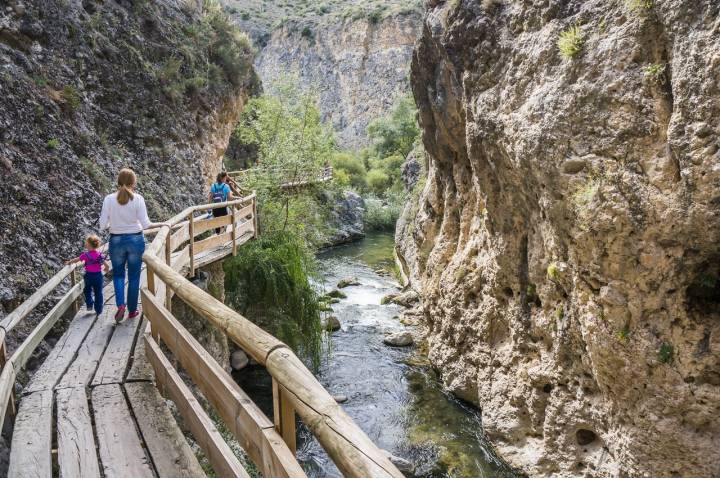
[211,183,227,204]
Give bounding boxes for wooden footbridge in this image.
[0,192,402,477]
[228,166,333,190]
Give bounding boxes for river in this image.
[234,232,518,478]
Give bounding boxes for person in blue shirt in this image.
[208,171,236,234]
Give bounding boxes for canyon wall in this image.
[398,0,720,476]
[0,0,257,314]
[255,13,420,149]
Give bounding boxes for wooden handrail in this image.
[142,252,403,477]
[0,262,80,333]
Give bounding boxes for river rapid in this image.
[234,232,518,478]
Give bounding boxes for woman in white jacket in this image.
[100,168,166,322]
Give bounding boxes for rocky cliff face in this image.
[399,0,720,476]
[0,0,257,313]
[255,13,420,148]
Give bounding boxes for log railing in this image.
[142,192,403,477]
[0,261,84,432]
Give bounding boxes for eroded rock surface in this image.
[0,0,257,318]
[399,1,720,476]
[255,13,420,148]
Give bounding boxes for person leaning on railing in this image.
[100,167,168,323]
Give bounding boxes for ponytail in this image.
[116,168,137,205]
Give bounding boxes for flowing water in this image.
[233,232,518,478]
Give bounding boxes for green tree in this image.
[366,93,420,159]
[234,79,336,244]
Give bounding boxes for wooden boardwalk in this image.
[0,193,403,478]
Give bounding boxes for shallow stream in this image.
[234,232,518,477]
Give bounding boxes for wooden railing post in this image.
[230,204,237,256]
[272,378,296,454]
[188,212,195,278]
[252,193,258,239]
[70,268,79,314]
[165,235,172,311]
[0,330,16,432]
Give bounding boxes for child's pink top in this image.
[79,250,106,273]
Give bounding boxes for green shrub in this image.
[224,231,325,370]
[547,262,560,280]
[366,168,390,195]
[555,306,564,321]
[627,0,653,12]
[557,26,584,59]
[157,57,183,84]
[301,26,313,39]
[331,152,367,191]
[61,85,81,111]
[644,63,665,83]
[47,138,60,150]
[658,342,673,364]
[364,193,402,231]
[617,327,630,343]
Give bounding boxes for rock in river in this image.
[323,315,341,332]
[337,277,361,288]
[383,331,413,347]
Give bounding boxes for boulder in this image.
[323,315,341,332]
[325,190,365,246]
[337,277,360,288]
[383,331,413,347]
[231,350,249,371]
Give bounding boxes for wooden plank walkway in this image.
[6,254,236,477]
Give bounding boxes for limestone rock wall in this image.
[0,0,257,313]
[399,0,720,476]
[255,13,420,149]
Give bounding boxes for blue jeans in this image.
[109,233,145,313]
[83,271,104,315]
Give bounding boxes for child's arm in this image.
[65,257,81,265]
[102,260,111,273]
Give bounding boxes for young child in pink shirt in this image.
[66,234,110,315]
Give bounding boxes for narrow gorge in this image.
[397,1,720,476]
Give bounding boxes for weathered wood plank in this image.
[56,387,101,478]
[193,214,232,236]
[91,307,143,386]
[141,289,303,478]
[56,306,116,389]
[171,245,191,273]
[144,335,250,478]
[24,306,98,394]
[193,231,233,255]
[0,262,78,333]
[92,384,154,478]
[266,349,404,478]
[233,204,254,221]
[273,379,297,454]
[10,282,82,373]
[7,389,53,478]
[125,381,205,478]
[0,364,16,434]
[126,319,155,382]
[169,223,190,251]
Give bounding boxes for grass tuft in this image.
[557,26,584,59]
[658,342,673,364]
